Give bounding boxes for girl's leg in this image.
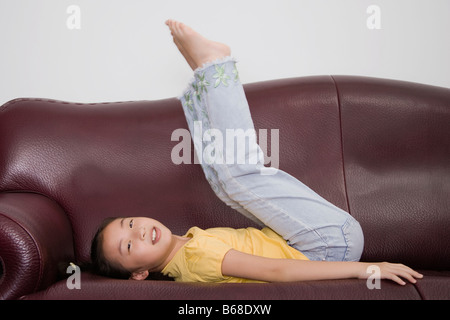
[166,20,265,226]
[167,20,364,261]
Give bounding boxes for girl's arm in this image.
[221,249,423,285]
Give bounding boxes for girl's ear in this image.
[130,270,149,281]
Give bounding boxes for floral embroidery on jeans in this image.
[184,92,194,112]
[192,83,202,102]
[196,72,210,93]
[232,64,239,82]
[213,64,230,88]
[192,73,211,101]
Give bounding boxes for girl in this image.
[90,20,423,285]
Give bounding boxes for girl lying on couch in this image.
[90,20,423,285]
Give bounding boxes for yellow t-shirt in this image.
[161,226,308,283]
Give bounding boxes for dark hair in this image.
[90,217,131,279]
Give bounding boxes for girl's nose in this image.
[139,227,146,240]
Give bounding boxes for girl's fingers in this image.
[389,273,406,285]
[397,264,423,281]
[394,267,423,285]
[400,271,417,284]
[382,263,424,285]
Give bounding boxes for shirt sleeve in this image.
[183,234,233,282]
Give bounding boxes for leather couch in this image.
[1,75,449,300]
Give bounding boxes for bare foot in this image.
[165,19,231,71]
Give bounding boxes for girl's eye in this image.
[129,219,134,228]
[127,241,131,253]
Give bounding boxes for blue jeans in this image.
[178,57,364,261]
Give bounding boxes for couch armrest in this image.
[0,192,74,300]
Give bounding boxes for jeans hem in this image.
[177,56,237,100]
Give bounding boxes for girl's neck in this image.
[157,234,191,272]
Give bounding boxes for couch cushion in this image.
[21,271,422,300]
[413,270,450,300]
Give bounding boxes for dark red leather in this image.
[334,75,450,269]
[21,271,427,300]
[0,192,74,299]
[1,75,449,300]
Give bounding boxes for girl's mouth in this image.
[152,227,160,245]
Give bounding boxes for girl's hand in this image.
[360,262,424,285]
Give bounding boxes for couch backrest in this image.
[1,76,449,269]
[333,76,450,269]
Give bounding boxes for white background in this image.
[1,0,449,105]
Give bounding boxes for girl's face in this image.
[102,217,175,278]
